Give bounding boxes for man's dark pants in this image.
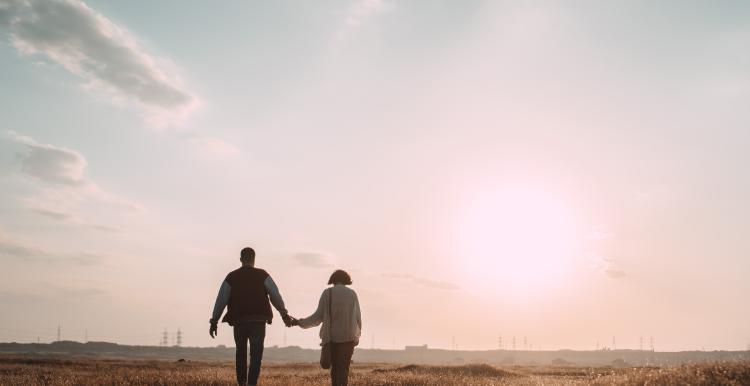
[233,321,266,385]
[330,341,355,386]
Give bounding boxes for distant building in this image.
[405,344,428,351]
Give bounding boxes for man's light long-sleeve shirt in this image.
[298,284,362,344]
[211,275,288,322]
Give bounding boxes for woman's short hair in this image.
[328,269,352,285]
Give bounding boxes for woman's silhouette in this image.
[294,270,362,386]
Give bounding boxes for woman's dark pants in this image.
[233,321,266,385]
[330,341,355,386]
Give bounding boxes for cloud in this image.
[335,0,390,42]
[291,252,334,268]
[29,207,119,233]
[0,0,198,126]
[188,136,241,160]
[382,273,460,291]
[588,254,627,280]
[605,269,627,279]
[345,0,386,28]
[9,131,88,187]
[0,231,104,265]
[7,131,141,231]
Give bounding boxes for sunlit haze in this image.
[1,0,749,352]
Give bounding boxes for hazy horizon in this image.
[1,0,749,352]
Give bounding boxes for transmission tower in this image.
[523,336,527,350]
[640,336,643,351]
[650,336,654,352]
[85,329,88,343]
[57,325,61,342]
[498,336,503,349]
[161,329,169,347]
[512,336,516,350]
[176,328,182,347]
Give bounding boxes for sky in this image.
[0,0,749,351]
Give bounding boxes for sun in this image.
[456,186,582,294]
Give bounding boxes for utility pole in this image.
[650,336,654,352]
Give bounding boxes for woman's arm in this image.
[297,289,327,329]
[354,291,362,330]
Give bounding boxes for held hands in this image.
[282,313,299,327]
[209,319,218,338]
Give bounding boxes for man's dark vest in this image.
[222,266,273,324]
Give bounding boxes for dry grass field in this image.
[1,357,749,385]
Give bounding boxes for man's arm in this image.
[264,276,288,316]
[211,280,231,322]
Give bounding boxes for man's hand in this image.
[281,313,297,327]
[209,319,218,338]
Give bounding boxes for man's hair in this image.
[240,247,255,262]
[328,269,352,285]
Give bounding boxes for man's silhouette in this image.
[210,247,293,386]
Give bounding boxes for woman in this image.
[295,270,362,386]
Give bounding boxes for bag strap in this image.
[327,287,333,343]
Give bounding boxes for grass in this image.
[0,357,748,385]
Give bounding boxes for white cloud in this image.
[7,131,141,231]
[188,136,241,160]
[0,230,104,265]
[335,0,391,42]
[382,272,459,291]
[605,268,627,279]
[9,131,88,187]
[345,0,386,28]
[0,0,198,127]
[28,206,119,233]
[291,252,334,268]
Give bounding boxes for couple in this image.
[209,247,362,386]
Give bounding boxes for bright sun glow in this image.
[457,186,583,294]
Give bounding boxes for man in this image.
[210,247,294,386]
